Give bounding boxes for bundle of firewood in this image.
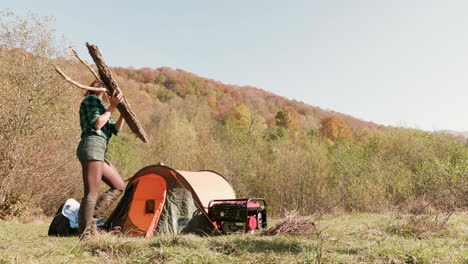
[55,43,148,143]
[264,211,317,236]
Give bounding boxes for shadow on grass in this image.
[149,236,201,249]
[334,247,361,255]
[210,236,306,255]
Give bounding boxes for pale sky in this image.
[5,0,468,131]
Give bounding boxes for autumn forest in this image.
[0,11,466,219]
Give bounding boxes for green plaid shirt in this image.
[79,95,119,140]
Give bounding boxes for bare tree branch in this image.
[54,65,107,92]
[68,46,102,83]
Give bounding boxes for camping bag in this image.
[48,203,78,236]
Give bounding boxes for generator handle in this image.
[247,198,267,208]
[208,198,267,209]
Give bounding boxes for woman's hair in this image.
[84,80,105,97]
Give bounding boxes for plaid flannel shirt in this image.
[79,95,119,140]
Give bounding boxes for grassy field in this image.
[0,212,466,264]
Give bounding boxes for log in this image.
[86,42,148,143]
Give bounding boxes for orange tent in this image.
[104,164,235,237]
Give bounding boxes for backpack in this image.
[48,203,79,236]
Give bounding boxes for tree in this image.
[320,116,353,144]
[0,11,82,215]
[275,106,300,130]
[226,104,252,132]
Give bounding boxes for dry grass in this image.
[264,211,317,237]
[386,199,455,239]
[1,212,467,264]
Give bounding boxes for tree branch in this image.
[54,65,107,92]
[68,46,102,83]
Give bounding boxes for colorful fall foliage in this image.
[113,66,383,137]
[321,116,354,144]
[1,12,466,218]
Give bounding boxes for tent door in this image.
[127,174,167,235]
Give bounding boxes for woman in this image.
[76,82,126,239]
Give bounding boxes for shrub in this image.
[157,87,177,102]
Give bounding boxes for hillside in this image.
[1,10,467,264]
[440,130,468,139]
[0,12,466,219]
[112,66,384,135]
[2,46,467,216]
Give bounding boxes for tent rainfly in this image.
[104,165,236,237]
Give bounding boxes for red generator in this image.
[208,198,267,234]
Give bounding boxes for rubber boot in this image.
[93,189,123,232]
[94,188,123,217]
[78,193,98,240]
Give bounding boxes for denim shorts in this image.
[76,135,109,162]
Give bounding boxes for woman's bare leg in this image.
[79,160,104,237]
[101,161,125,191]
[93,161,125,219]
[81,160,104,196]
